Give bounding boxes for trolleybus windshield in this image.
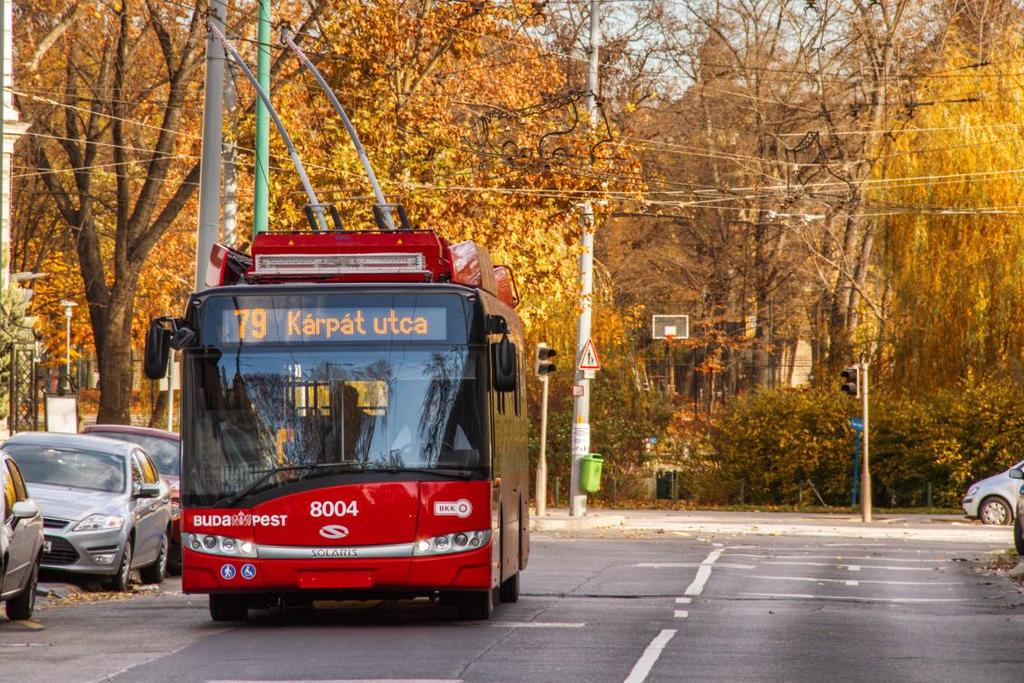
[181,292,484,507]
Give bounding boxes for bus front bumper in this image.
[181,542,493,595]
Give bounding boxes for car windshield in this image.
[5,444,126,493]
[87,432,179,476]
[181,344,485,507]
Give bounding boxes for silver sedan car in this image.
[3,433,172,591]
[961,460,1023,525]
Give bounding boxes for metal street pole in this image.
[535,374,550,517]
[861,359,872,522]
[570,0,600,518]
[1,0,6,292]
[166,352,174,432]
[59,300,76,392]
[253,0,271,236]
[195,0,227,290]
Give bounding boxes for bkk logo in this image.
[318,524,350,540]
[433,499,472,518]
[191,512,288,527]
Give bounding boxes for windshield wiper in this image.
[371,466,474,479]
[216,462,363,507]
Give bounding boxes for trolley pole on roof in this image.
[195,0,227,290]
[569,0,600,517]
[253,0,271,236]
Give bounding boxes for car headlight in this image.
[967,485,979,497]
[183,533,257,558]
[414,530,491,556]
[73,514,125,532]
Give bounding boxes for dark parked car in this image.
[81,425,181,573]
[4,433,172,591]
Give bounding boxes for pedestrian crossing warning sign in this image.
[577,339,601,371]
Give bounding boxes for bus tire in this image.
[499,570,519,603]
[209,594,248,622]
[454,589,493,621]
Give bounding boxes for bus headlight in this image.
[184,533,258,558]
[414,530,491,556]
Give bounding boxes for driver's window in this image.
[130,454,144,494]
[2,463,13,518]
[6,460,28,501]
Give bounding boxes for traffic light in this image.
[840,365,859,397]
[535,343,557,378]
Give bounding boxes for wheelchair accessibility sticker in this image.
[241,563,257,580]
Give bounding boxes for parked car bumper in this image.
[962,496,978,518]
[41,527,129,576]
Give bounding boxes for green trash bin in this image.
[580,454,604,493]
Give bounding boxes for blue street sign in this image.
[849,417,863,431]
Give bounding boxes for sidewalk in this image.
[531,508,1013,543]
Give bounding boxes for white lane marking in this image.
[636,562,754,569]
[763,561,936,572]
[623,629,677,683]
[675,597,692,604]
[209,680,461,683]
[684,549,724,596]
[490,622,585,628]
[674,610,689,618]
[712,542,724,547]
[848,565,861,572]
[727,553,951,563]
[750,575,958,586]
[740,593,969,603]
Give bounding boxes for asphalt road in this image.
[2,532,1021,682]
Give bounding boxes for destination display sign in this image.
[222,306,448,343]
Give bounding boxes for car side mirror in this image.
[136,482,161,499]
[493,334,517,393]
[144,319,171,380]
[1010,468,1023,480]
[11,500,39,519]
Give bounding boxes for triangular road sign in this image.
[578,338,601,371]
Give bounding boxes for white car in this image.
[1,450,44,620]
[961,461,1024,525]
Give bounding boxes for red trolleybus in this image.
[145,230,529,621]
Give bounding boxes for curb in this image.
[530,513,625,531]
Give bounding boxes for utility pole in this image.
[222,61,238,246]
[195,0,227,289]
[253,0,271,236]
[860,358,872,522]
[569,0,600,517]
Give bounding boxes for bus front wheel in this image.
[209,594,248,622]
[453,589,493,621]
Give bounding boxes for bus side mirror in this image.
[144,319,171,380]
[493,334,517,393]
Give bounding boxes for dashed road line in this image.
[673,610,689,618]
[762,561,937,572]
[623,629,677,683]
[727,553,952,563]
[636,562,754,569]
[675,597,691,604]
[739,592,969,603]
[684,548,724,596]
[748,574,958,586]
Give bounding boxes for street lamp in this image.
[59,300,77,393]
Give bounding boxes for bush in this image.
[707,377,1024,507]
